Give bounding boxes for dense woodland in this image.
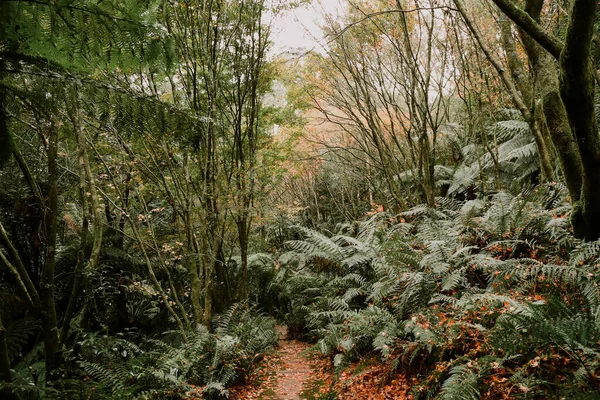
[2,0,600,398]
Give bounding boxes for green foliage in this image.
[0,0,173,72]
[4,316,40,362]
[21,305,277,399]
[446,118,540,196]
[439,364,480,400]
[280,184,600,398]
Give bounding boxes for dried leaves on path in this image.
[229,326,316,400]
[230,326,418,399]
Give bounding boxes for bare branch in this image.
[490,0,562,59]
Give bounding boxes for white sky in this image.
[268,0,345,55]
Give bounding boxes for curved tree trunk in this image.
[518,0,583,204]
[498,15,554,181]
[61,101,104,344]
[559,0,600,240]
[493,0,600,240]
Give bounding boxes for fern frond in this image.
[440,364,480,400]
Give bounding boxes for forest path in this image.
[230,325,325,400]
[270,326,312,399]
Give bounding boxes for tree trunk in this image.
[559,0,600,240]
[0,92,12,167]
[213,245,231,314]
[40,120,60,372]
[456,0,555,182]
[0,314,16,400]
[202,233,214,328]
[526,47,583,201]
[495,0,600,240]
[498,15,554,180]
[61,103,104,343]
[519,0,583,203]
[187,230,203,330]
[237,217,249,301]
[420,133,436,207]
[0,314,11,383]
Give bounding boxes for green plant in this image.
[278,187,600,398]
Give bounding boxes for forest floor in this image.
[229,326,333,399]
[229,326,415,399]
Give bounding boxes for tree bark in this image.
[237,218,249,301]
[0,92,12,167]
[491,0,562,59]
[519,0,583,204]
[61,103,104,344]
[40,119,60,372]
[456,0,555,182]
[0,223,41,309]
[495,0,600,239]
[187,225,203,330]
[202,232,214,328]
[498,14,554,180]
[559,0,600,240]
[0,313,16,400]
[0,314,11,383]
[89,139,188,335]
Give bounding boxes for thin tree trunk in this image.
[187,226,203,330]
[40,119,60,372]
[0,223,41,311]
[455,0,554,182]
[0,314,11,383]
[498,14,554,180]
[128,212,187,334]
[89,140,188,336]
[136,190,190,330]
[61,103,104,344]
[181,159,203,329]
[237,218,249,301]
[202,232,214,328]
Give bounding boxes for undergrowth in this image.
[276,183,600,398]
[2,304,277,399]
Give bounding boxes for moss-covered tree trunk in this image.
[0,93,12,167]
[519,0,583,203]
[187,229,203,330]
[61,101,104,344]
[494,0,600,240]
[237,217,250,301]
[498,14,554,180]
[559,0,600,240]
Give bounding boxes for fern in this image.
[570,239,600,267]
[79,361,126,396]
[5,316,39,362]
[439,364,480,400]
[279,189,600,397]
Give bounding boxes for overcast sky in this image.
[268,0,345,55]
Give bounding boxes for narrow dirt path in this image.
[229,326,316,399]
[271,326,312,399]
[230,325,415,399]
